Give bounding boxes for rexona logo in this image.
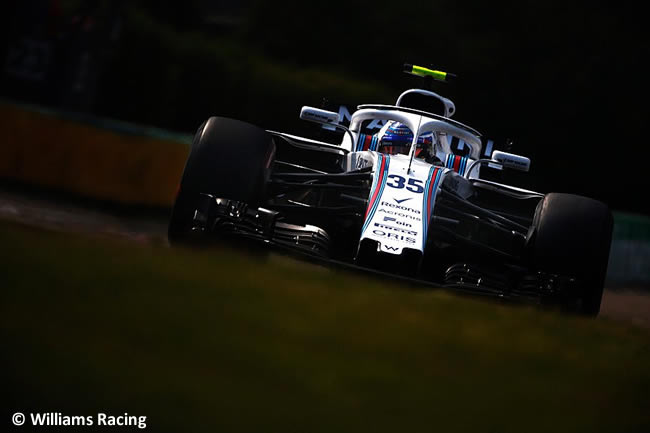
[380,201,421,214]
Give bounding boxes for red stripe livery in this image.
[364,156,387,219]
[426,167,441,221]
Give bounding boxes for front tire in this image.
[168,117,275,243]
[530,193,613,315]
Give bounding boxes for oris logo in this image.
[372,229,416,244]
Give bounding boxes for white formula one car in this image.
[169,64,613,315]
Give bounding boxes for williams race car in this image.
[168,64,613,316]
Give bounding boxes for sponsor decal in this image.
[374,222,418,236]
[378,209,421,221]
[372,229,416,244]
[393,197,412,204]
[335,105,386,131]
[382,216,412,227]
[379,201,421,214]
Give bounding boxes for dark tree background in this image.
[1,0,648,214]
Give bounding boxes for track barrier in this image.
[607,212,650,288]
[0,101,190,207]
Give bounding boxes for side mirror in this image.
[300,106,340,125]
[492,150,530,172]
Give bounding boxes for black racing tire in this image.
[530,193,613,316]
[168,117,275,243]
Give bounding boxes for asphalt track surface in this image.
[1,185,649,329]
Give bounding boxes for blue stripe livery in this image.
[421,167,444,249]
[361,154,390,235]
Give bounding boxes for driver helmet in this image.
[376,121,434,158]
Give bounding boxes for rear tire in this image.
[530,193,613,315]
[168,117,275,243]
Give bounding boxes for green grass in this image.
[2,222,649,432]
